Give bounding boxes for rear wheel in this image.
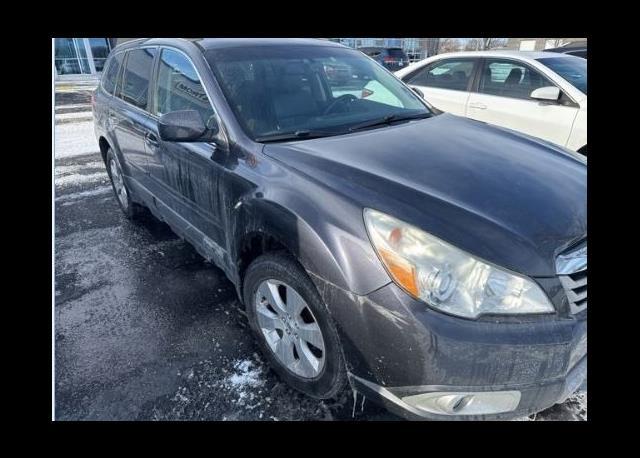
[243,253,347,399]
[106,148,146,220]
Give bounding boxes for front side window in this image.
[536,55,587,94]
[119,48,156,110]
[407,59,475,91]
[205,45,429,140]
[479,59,553,100]
[102,52,123,95]
[153,49,215,125]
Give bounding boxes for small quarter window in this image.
[101,52,123,95]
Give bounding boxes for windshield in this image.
[205,45,430,141]
[536,56,587,95]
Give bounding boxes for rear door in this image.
[94,51,123,138]
[466,58,579,147]
[402,58,478,115]
[144,47,225,248]
[110,47,157,183]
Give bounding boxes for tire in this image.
[106,147,146,220]
[243,253,347,399]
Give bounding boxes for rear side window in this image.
[119,48,156,110]
[152,49,215,124]
[102,53,123,95]
[407,59,475,91]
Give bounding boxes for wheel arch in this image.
[231,198,353,304]
[98,136,111,165]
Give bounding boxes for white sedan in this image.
[395,51,587,155]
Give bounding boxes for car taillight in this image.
[383,56,394,63]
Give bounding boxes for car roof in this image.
[113,37,346,52]
[425,50,576,62]
[545,45,587,53]
[554,40,587,49]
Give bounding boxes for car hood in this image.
[263,114,587,277]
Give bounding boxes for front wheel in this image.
[243,253,347,399]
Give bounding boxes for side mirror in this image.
[158,110,208,142]
[411,86,424,98]
[530,86,561,102]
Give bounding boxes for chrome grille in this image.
[560,268,587,314]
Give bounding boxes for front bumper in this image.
[349,355,586,420]
[311,276,587,420]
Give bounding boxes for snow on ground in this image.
[54,157,108,191]
[56,112,94,123]
[55,121,99,159]
[56,186,112,204]
[55,172,109,188]
[227,360,264,390]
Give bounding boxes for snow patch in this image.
[227,359,264,391]
[55,121,100,158]
[56,186,112,203]
[55,172,109,188]
[223,359,265,406]
[55,161,105,177]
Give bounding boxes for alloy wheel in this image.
[254,279,326,378]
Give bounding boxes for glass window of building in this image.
[55,38,92,75]
[89,38,112,72]
[55,38,114,76]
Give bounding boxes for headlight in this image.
[364,209,555,319]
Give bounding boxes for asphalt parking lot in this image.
[54,88,587,421]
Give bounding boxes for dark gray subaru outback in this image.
[93,38,587,420]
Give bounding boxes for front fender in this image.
[231,192,391,297]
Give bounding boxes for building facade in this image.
[505,38,587,51]
[54,38,116,78]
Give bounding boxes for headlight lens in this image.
[364,209,555,319]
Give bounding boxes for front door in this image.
[145,47,225,251]
[466,58,579,147]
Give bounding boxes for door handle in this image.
[144,132,159,147]
[469,102,487,110]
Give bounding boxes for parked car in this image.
[359,46,409,71]
[396,51,587,155]
[545,41,587,59]
[93,38,587,421]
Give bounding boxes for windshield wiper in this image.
[255,129,344,143]
[348,112,432,132]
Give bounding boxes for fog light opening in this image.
[402,390,521,416]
